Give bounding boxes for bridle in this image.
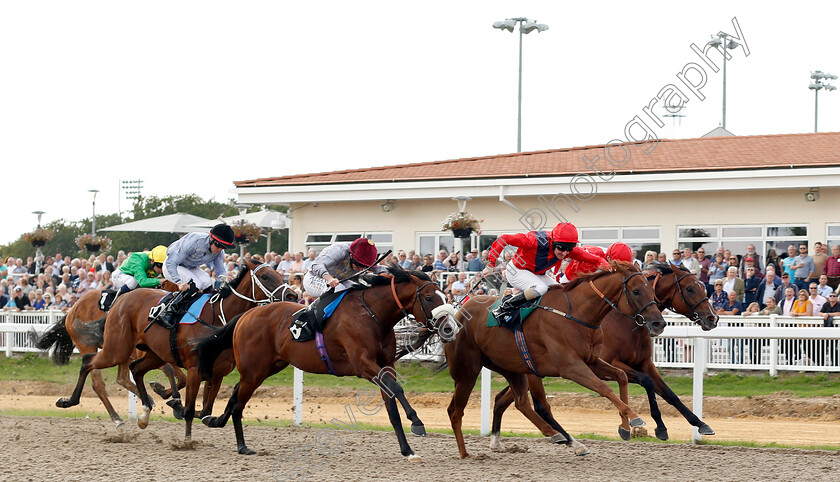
[212,262,294,324]
[589,270,659,327]
[649,268,710,323]
[361,274,455,336]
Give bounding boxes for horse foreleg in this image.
[198,375,224,419]
[498,371,563,441]
[491,386,513,449]
[115,362,139,395]
[642,359,714,438]
[129,353,165,429]
[564,359,644,440]
[526,375,574,446]
[56,353,100,409]
[89,368,122,425]
[182,368,203,441]
[358,359,417,459]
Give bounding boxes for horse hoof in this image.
[618,426,631,441]
[115,419,126,429]
[410,424,426,437]
[138,406,151,429]
[697,424,715,435]
[407,454,422,462]
[655,426,669,440]
[149,381,168,398]
[238,446,256,455]
[629,417,646,428]
[574,446,590,456]
[550,433,567,445]
[167,399,184,420]
[631,426,649,438]
[55,397,74,408]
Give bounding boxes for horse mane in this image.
[651,261,689,275]
[364,264,431,286]
[559,260,635,291]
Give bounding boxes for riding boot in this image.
[160,285,198,329]
[491,291,527,322]
[293,288,332,330]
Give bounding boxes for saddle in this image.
[487,295,541,332]
[290,289,351,342]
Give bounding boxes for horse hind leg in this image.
[626,368,667,440]
[129,354,165,429]
[584,358,644,440]
[198,375,225,419]
[645,360,714,437]
[89,368,123,426]
[377,367,425,437]
[56,353,98,409]
[490,386,514,450]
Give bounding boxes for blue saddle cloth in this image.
[322,291,348,320]
[179,294,211,324]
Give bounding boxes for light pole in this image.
[492,17,549,153]
[809,70,837,132]
[32,211,45,273]
[88,189,99,236]
[451,196,472,271]
[707,32,741,130]
[235,203,252,258]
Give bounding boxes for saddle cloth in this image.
[290,290,349,342]
[487,295,541,331]
[147,293,210,325]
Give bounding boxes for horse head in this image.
[652,262,718,331]
[228,259,291,304]
[378,266,460,343]
[605,261,666,337]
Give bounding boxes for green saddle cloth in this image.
[487,296,542,327]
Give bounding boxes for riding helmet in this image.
[349,238,378,267]
[149,245,168,264]
[550,222,579,244]
[210,223,236,248]
[606,242,633,263]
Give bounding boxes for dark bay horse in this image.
[55,260,296,441]
[194,267,460,458]
[445,261,665,459]
[35,281,186,425]
[490,262,719,451]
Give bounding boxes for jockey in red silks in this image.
[562,242,634,282]
[486,222,608,321]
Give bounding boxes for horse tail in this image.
[73,316,106,348]
[193,314,243,379]
[32,320,76,366]
[395,327,436,360]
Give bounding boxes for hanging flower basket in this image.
[76,233,112,252]
[231,220,261,245]
[23,227,55,247]
[441,211,482,238]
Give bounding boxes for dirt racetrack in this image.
[1,415,839,481]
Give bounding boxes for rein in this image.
[589,270,657,327]
[649,270,709,323]
[212,262,291,325]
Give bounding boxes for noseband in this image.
[590,271,658,327]
[649,270,709,323]
[213,262,293,325]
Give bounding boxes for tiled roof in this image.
[235,132,840,187]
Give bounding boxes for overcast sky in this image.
[2,1,838,245]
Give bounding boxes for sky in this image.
[2,1,839,245]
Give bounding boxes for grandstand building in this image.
[233,131,840,257]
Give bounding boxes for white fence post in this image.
[480,367,491,436]
[293,367,303,426]
[128,371,138,420]
[769,314,778,376]
[691,336,707,444]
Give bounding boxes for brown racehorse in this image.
[35,280,186,425]
[490,262,719,454]
[55,259,296,441]
[193,267,460,458]
[444,261,665,459]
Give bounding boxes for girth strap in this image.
[315,331,336,375]
[514,328,543,378]
[170,324,183,368]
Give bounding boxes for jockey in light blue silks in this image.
[303,237,385,297]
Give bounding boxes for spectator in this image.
[396,251,411,269]
[52,293,68,312]
[759,297,782,316]
[420,255,434,273]
[813,242,828,277]
[775,272,798,303]
[433,250,448,271]
[451,272,468,303]
[711,280,727,311]
[743,267,761,306]
[467,249,484,272]
[445,252,460,272]
[781,245,798,279]
[739,244,763,276]
[741,257,763,279]
[681,248,699,274]
[289,252,305,273]
[808,283,827,313]
[719,290,742,315]
[823,244,840,290]
[765,248,781,275]
[42,292,54,309]
[442,274,456,302]
[31,289,46,310]
[409,254,422,270]
[657,252,667,263]
[820,292,840,327]
[741,302,760,316]
[77,271,95,296]
[641,250,657,271]
[756,269,781,309]
[671,249,683,266]
[779,286,796,315]
[302,249,317,271]
[722,266,744,302]
[100,270,114,291]
[6,286,31,311]
[696,248,711,289]
[816,274,832,298]
[708,253,728,286]
[791,244,816,292]
[791,289,813,317]
[289,274,304,298]
[276,252,292,275]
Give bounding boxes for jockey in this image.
[487,222,608,321]
[303,237,385,298]
[159,223,235,326]
[111,246,168,294]
[562,242,634,282]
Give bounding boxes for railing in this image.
[0,310,66,357]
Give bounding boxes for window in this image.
[417,231,503,257]
[578,226,661,256]
[677,224,808,259]
[827,225,840,248]
[305,232,393,255]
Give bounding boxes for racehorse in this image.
[55,259,296,441]
[444,261,666,459]
[193,267,460,458]
[490,261,719,451]
[35,280,187,425]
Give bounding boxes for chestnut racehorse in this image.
[490,262,719,452]
[55,259,296,441]
[194,267,460,458]
[35,281,186,425]
[444,261,665,459]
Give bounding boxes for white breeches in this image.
[505,261,558,296]
[163,263,213,291]
[303,271,355,298]
[111,269,138,291]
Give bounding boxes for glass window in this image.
[828,225,840,237]
[622,228,659,238]
[580,228,619,240]
[335,233,362,242]
[721,226,762,237]
[366,233,392,244]
[305,234,333,243]
[679,227,717,238]
[419,236,436,258]
[767,226,807,237]
[439,235,454,254]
